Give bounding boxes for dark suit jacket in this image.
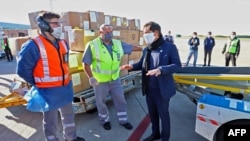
[132,42,182,100]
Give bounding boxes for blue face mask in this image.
[103,33,113,42]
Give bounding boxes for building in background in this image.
[0,22,30,37]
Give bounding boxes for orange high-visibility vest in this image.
[33,36,70,88]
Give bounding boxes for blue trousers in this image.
[146,87,171,141]
[185,49,198,67]
[43,103,77,141]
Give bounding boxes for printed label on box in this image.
[83,21,90,30]
[68,30,74,43]
[135,19,139,27]
[89,11,97,22]
[113,31,120,36]
[105,16,110,25]
[69,54,78,68]
[64,26,72,31]
[72,73,81,86]
[117,17,121,26]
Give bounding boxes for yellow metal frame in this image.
[1,73,250,108]
[0,92,27,108]
[174,74,250,94]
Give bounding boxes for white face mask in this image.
[143,33,155,44]
[51,27,62,39]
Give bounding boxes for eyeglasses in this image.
[47,22,62,26]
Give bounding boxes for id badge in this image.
[63,53,68,63]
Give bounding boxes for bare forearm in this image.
[83,64,93,78]
[132,46,143,51]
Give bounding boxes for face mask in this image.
[193,36,197,38]
[103,33,113,42]
[51,27,62,39]
[143,33,155,44]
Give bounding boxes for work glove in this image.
[89,77,98,87]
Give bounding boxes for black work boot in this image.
[65,136,85,141]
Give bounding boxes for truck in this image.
[175,66,250,141]
[1,66,250,141]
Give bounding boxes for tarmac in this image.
[0,56,207,141]
[1,36,250,141]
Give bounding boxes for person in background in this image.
[164,30,174,44]
[185,32,200,67]
[16,12,85,141]
[1,32,13,62]
[121,21,182,141]
[222,31,240,66]
[82,24,142,131]
[203,31,215,66]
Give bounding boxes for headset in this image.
[36,16,53,33]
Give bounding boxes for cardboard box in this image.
[28,29,40,38]
[104,15,111,25]
[67,29,99,52]
[83,30,99,49]
[28,10,47,29]
[113,30,128,42]
[139,31,147,47]
[128,19,141,30]
[87,11,105,30]
[60,11,89,29]
[71,71,91,94]
[9,37,31,56]
[121,17,128,30]
[127,30,140,45]
[67,29,84,51]
[128,51,141,61]
[69,51,84,74]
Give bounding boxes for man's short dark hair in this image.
[208,31,212,35]
[41,12,60,22]
[232,31,236,35]
[143,21,161,33]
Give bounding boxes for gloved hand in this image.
[146,68,161,76]
[89,77,98,87]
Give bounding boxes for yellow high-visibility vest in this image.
[89,38,124,83]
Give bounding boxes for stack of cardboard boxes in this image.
[24,10,147,94]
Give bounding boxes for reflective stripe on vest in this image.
[33,37,69,83]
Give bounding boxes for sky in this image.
[0,0,249,36]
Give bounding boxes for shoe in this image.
[143,134,161,141]
[203,64,206,67]
[120,122,133,130]
[103,121,111,130]
[65,136,85,141]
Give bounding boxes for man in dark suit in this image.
[121,21,182,141]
